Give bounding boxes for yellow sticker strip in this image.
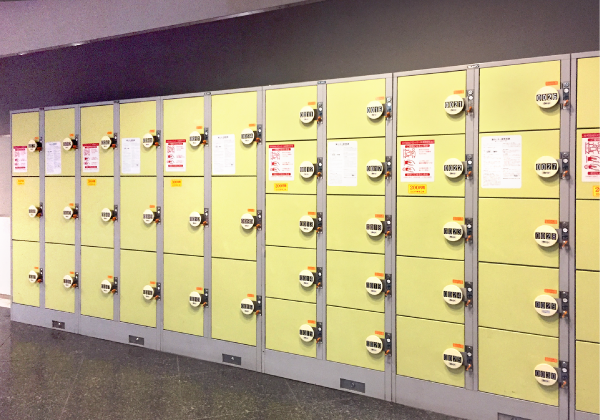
[408,184,427,195]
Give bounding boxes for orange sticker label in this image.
[375,214,385,218]
[274,183,288,192]
[196,126,203,129]
[375,97,385,100]
[545,219,558,225]
[308,320,316,324]
[453,279,464,285]
[453,217,464,222]
[247,294,255,298]
[247,208,255,213]
[249,124,256,127]
[453,90,465,94]
[408,184,427,195]
[70,271,75,275]
[69,203,74,207]
[34,137,39,140]
[196,287,203,291]
[593,186,600,197]
[307,266,316,271]
[171,179,182,187]
[17,179,25,185]
[308,211,316,216]
[453,343,464,349]
[544,289,558,294]
[107,132,113,135]
[108,276,113,279]
[87,179,96,186]
[34,267,39,270]
[375,331,385,336]
[69,133,74,137]
[150,281,156,285]
[149,205,156,208]
[375,272,385,277]
[150,129,155,133]
[308,101,316,105]
[545,81,559,86]
[545,357,558,363]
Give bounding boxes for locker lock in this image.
[442,221,466,242]
[299,322,322,343]
[143,207,160,224]
[143,131,160,148]
[366,160,384,178]
[443,158,465,178]
[28,268,43,284]
[365,276,384,296]
[316,103,324,123]
[240,126,261,144]
[142,283,160,301]
[28,204,42,218]
[365,218,384,237]
[299,214,322,233]
[443,95,465,115]
[365,333,392,356]
[535,86,560,109]
[465,154,474,179]
[63,273,78,289]
[101,278,118,294]
[62,135,78,151]
[299,106,318,124]
[299,161,317,179]
[27,138,43,152]
[534,363,560,387]
[534,156,559,178]
[240,212,260,230]
[101,207,117,222]
[560,152,570,179]
[366,101,385,120]
[561,82,570,109]
[63,205,78,220]
[189,289,209,307]
[442,284,472,307]
[100,134,117,150]
[534,225,558,248]
[240,296,262,315]
[299,267,322,288]
[443,346,473,371]
[189,131,207,147]
[189,211,208,227]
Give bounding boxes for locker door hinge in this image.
[561,82,570,109]
[384,273,392,296]
[202,208,209,227]
[560,152,570,179]
[464,218,473,243]
[385,156,392,179]
[315,322,323,343]
[558,291,569,319]
[466,90,475,114]
[559,361,569,388]
[317,102,323,123]
[465,154,473,179]
[559,221,569,249]
[316,267,323,288]
[385,215,392,238]
[385,96,392,119]
[384,333,392,356]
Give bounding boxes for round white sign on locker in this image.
[28,205,39,218]
[299,161,315,178]
[365,277,383,296]
[443,158,464,178]
[189,291,203,307]
[443,348,464,369]
[534,156,559,178]
[63,206,74,220]
[240,213,255,230]
[189,131,202,147]
[28,270,39,284]
[299,270,315,288]
[27,139,38,152]
[299,106,316,124]
[142,133,155,148]
[534,225,558,247]
[299,215,315,233]
[101,208,113,222]
[240,298,255,315]
[142,285,155,300]
[63,275,74,289]
[533,294,559,317]
[100,280,113,294]
[62,138,73,151]
[240,128,255,145]
[365,335,384,355]
[366,101,384,120]
[189,211,203,227]
[365,218,383,237]
[535,86,560,109]
[442,284,464,305]
[534,363,558,386]
[299,324,315,342]
[444,94,465,115]
[143,209,156,225]
[366,159,384,178]
[100,136,112,150]
[443,221,464,242]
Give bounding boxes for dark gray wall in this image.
[0,0,598,135]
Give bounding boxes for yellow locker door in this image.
[265,246,316,303]
[164,254,204,336]
[45,177,75,245]
[120,101,157,176]
[266,298,317,358]
[81,177,114,248]
[44,108,76,177]
[576,130,600,200]
[81,246,114,320]
[576,199,599,271]
[164,177,204,256]
[480,61,561,132]
[577,57,600,129]
[12,177,40,242]
[266,85,318,142]
[576,341,600,414]
[45,243,75,313]
[265,194,316,249]
[576,270,599,343]
[12,240,40,307]
[120,177,156,252]
[266,140,317,195]
[120,250,157,327]
[163,96,204,177]
[80,105,114,177]
[12,111,40,177]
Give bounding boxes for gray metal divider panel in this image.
[40,108,46,310]
[75,105,82,333]
[204,93,212,340]
[317,80,326,361]
[113,101,120,322]
[390,75,399,402]
[156,98,164,349]
[256,87,265,372]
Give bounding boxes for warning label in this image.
[408,184,427,195]
[12,146,27,172]
[582,133,600,182]
[481,135,522,189]
[274,182,288,191]
[400,140,434,182]
[82,143,99,172]
[166,139,186,172]
[269,144,294,181]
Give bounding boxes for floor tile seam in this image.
[285,379,309,417]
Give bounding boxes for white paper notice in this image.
[400,140,434,182]
[582,133,600,182]
[328,141,357,187]
[121,137,141,174]
[82,143,100,173]
[268,144,294,181]
[12,146,27,172]
[212,134,236,175]
[166,139,186,172]
[45,141,62,175]
[481,135,522,188]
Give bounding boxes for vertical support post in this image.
[256,88,265,372]
[113,102,121,322]
[74,105,82,332]
[39,108,46,310]
[156,98,165,349]
[203,93,212,340]
[316,81,327,361]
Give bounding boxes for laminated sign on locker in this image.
[120,101,157,176]
[577,131,600,200]
[45,108,76,177]
[81,105,115,176]
[12,112,40,177]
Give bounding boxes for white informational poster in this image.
[45,141,62,175]
[165,139,186,172]
[121,137,141,174]
[481,135,522,189]
[328,141,358,187]
[82,143,100,173]
[212,134,236,175]
[581,133,600,182]
[400,139,435,182]
[268,144,294,181]
[12,146,27,172]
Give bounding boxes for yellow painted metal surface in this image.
[576,270,599,343]
[396,316,465,387]
[576,129,600,200]
[80,105,114,176]
[120,250,156,328]
[11,111,39,177]
[163,96,204,176]
[265,194,316,249]
[81,177,114,248]
[397,71,466,136]
[265,298,316,358]
[266,140,317,194]
[164,177,204,256]
[12,177,39,242]
[576,199,599,271]
[81,246,113,320]
[45,177,75,245]
[266,85,318,141]
[576,341,600,414]
[577,57,600,129]
[44,108,76,176]
[163,254,204,336]
[45,243,75,313]
[12,240,40,307]
[119,101,157,176]
[120,177,156,252]
[265,246,316,303]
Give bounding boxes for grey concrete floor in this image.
[0,307,463,420]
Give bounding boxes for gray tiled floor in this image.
[0,308,462,420]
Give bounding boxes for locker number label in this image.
[62,206,74,220]
[533,294,558,317]
[189,211,202,227]
[366,101,384,120]
[365,218,383,236]
[143,209,156,224]
[443,158,464,178]
[534,225,558,247]
[365,277,383,295]
[240,213,255,230]
[62,138,73,151]
[442,284,463,305]
[443,221,464,241]
[444,94,465,115]
[142,285,156,300]
[100,136,112,150]
[299,215,315,233]
[366,160,384,178]
[534,156,559,178]
[299,270,315,288]
[189,131,202,147]
[299,106,316,124]
[240,128,255,145]
[535,86,559,109]
[28,270,39,283]
[142,134,155,148]
[28,205,39,218]
[101,208,113,222]
[365,335,383,354]
[240,298,255,315]
[27,139,38,152]
[534,363,558,386]
[63,275,74,288]
[299,161,315,178]
[189,291,203,307]
[299,324,315,342]
[443,348,464,369]
[100,280,113,294]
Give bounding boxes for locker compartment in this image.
[479,61,561,132]
[327,250,385,313]
[326,138,385,196]
[212,258,256,346]
[12,177,40,242]
[265,298,317,358]
[576,341,600,414]
[212,91,257,177]
[266,86,318,142]
[12,240,40,307]
[81,246,114,320]
[120,249,157,328]
[119,101,157,176]
[212,177,256,261]
[396,256,464,323]
[577,57,600,129]
[396,197,465,260]
[44,108,76,176]
[576,270,599,343]
[479,327,558,406]
[265,246,316,303]
[164,177,204,256]
[479,198,559,267]
[163,96,204,176]
[576,199,599,270]
[164,254,204,337]
[327,78,386,139]
[327,195,385,254]
[81,177,114,248]
[397,135,466,197]
[479,130,560,199]
[266,140,317,194]
[45,243,75,313]
[45,177,75,245]
[576,130,600,200]
[80,105,114,177]
[326,306,385,371]
[265,194,316,249]
[11,111,39,177]
[479,263,558,337]
[120,177,156,252]
[397,70,467,136]
[396,316,465,387]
